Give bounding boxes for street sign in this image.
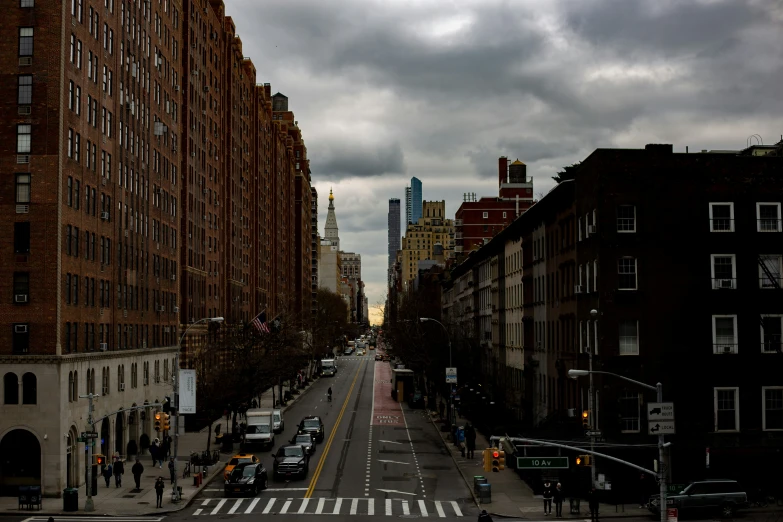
[667,508,678,522]
[586,430,602,437]
[648,420,676,435]
[647,402,675,421]
[516,457,570,469]
[81,431,98,439]
[446,367,457,384]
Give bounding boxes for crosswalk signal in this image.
[94,454,105,466]
[161,413,171,431]
[582,410,590,429]
[576,454,591,466]
[154,411,162,432]
[483,448,492,472]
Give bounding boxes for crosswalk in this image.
[192,497,466,517]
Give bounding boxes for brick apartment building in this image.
[0,0,313,496]
[454,157,534,255]
[443,143,783,490]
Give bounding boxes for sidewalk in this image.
[0,378,319,517]
[427,405,650,519]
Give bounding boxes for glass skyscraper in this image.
[388,198,401,272]
[405,177,423,225]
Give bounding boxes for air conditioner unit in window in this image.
[723,346,734,354]
[14,294,28,303]
[574,285,584,294]
[14,324,28,334]
[16,205,29,214]
[173,306,179,313]
[18,106,31,116]
[588,225,597,234]
[99,343,108,351]
[171,273,176,281]
[101,178,107,186]
[17,155,30,164]
[120,383,125,391]
[719,279,734,289]
[101,211,110,220]
[19,57,32,66]
[203,86,210,93]
[157,305,165,312]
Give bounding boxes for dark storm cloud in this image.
[319,141,407,179]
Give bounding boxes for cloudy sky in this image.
[228,0,783,324]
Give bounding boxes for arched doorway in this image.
[100,418,110,458]
[0,429,41,496]
[115,412,125,457]
[127,404,139,458]
[66,427,78,488]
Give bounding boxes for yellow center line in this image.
[304,360,365,498]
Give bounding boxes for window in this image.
[13,324,30,354]
[710,254,736,290]
[3,373,19,404]
[757,203,782,232]
[763,387,783,431]
[618,391,640,432]
[761,315,782,353]
[709,202,734,232]
[759,255,782,289]
[618,320,639,355]
[16,174,31,204]
[18,28,34,56]
[22,373,36,404]
[17,124,31,154]
[482,212,488,219]
[714,387,739,432]
[17,75,32,105]
[617,205,636,232]
[13,272,29,301]
[14,222,30,254]
[712,315,737,354]
[21,0,35,7]
[617,257,637,290]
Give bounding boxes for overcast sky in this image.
[228,0,783,324]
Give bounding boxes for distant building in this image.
[319,190,342,292]
[405,177,423,225]
[400,201,454,288]
[388,199,401,277]
[455,157,534,254]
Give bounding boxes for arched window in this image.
[117,366,122,391]
[73,370,78,400]
[86,370,91,395]
[4,373,19,404]
[68,372,74,402]
[22,373,37,404]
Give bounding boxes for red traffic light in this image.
[493,450,500,458]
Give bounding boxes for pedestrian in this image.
[161,438,170,463]
[587,486,599,522]
[102,462,112,487]
[251,398,257,409]
[553,482,564,517]
[151,438,160,467]
[154,477,165,508]
[168,457,176,484]
[112,457,124,488]
[477,509,493,522]
[638,473,648,508]
[439,400,445,419]
[464,422,477,459]
[132,458,144,490]
[542,480,554,515]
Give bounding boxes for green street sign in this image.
[517,457,570,469]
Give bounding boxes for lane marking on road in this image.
[400,401,426,498]
[333,497,343,515]
[386,498,392,516]
[377,459,410,465]
[280,499,292,514]
[418,499,429,517]
[315,497,326,514]
[304,360,365,498]
[210,499,226,515]
[377,488,417,495]
[450,501,463,517]
[378,439,403,444]
[264,487,308,491]
[261,498,276,514]
[244,498,260,514]
[368,497,375,515]
[228,499,244,514]
[434,501,446,518]
[297,498,310,514]
[402,500,411,515]
[350,498,359,515]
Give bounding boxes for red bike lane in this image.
[372,361,404,426]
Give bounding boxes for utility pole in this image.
[657,382,667,522]
[588,350,596,487]
[171,349,181,502]
[79,392,100,512]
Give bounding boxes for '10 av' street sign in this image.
[517,457,570,469]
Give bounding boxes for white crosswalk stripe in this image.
[192,497,466,517]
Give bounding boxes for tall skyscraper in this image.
[405,187,412,224]
[324,189,340,250]
[388,199,401,271]
[410,177,423,224]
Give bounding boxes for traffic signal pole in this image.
[78,392,99,512]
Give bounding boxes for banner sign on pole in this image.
[179,369,197,414]
[446,367,457,384]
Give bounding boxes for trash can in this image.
[18,486,30,509]
[473,477,487,494]
[63,488,79,512]
[569,498,581,514]
[477,483,491,503]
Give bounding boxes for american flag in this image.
[251,311,270,334]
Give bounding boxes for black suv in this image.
[273,445,309,480]
[224,462,268,496]
[649,479,748,518]
[298,416,325,442]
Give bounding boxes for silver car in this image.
[273,408,284,433]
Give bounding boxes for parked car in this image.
[224,462,268,496]
[273,444,309,480]
[290,433,316,455]
[273,408,284,433]
[298,415,325,442]
[649,479,748,518]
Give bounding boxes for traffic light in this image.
[491,449,501,472]
[154,411,162,432]
[161,413,171,431]
[497,450,506,471]
[483,448,492,472]
[576,454,591,466]
[582,410,590,429]
[94,454,105,466]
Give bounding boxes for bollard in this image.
[193,474,199,487]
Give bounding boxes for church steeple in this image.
[324,188,340,250]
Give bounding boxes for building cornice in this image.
[0,346,178,365]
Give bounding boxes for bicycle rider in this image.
[328,387,332,402]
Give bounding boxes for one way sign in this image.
[648,420,676,435]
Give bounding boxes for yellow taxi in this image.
[224,452,259,480]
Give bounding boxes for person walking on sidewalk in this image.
[587,486,599,522]
[553,482,564,517]
[168,457,176,484]
[477,509,493,522]
[102,462,112,487]
[132,458,144,490]
[154,477,165,508]
[542,480,554,515]
[112,457,124,487]
[464,422,477,459]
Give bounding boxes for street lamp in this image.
[420,317,454,424]
[568,368,667,522]
[172,316,224,501]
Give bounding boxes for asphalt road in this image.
[165,352,477,520]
